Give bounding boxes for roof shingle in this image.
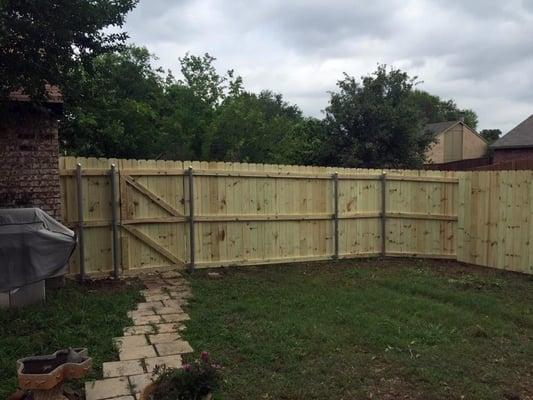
[423,121,460,135]
[491,114,533,149]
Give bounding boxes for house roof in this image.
[423,121,460,135]
[423,120,488,145]
[491,114,533,149]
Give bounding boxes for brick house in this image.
[0,87,63,219]
[491,114,533,163]
[424,120,488,164]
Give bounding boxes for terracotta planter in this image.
[16,348,92,391]
[139,382,212,400]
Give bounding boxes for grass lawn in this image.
[184,259,533,400]
[0,279,141,399]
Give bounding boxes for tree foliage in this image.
[319,66,436,168]
[210,91,312,164]
[61,48,311,164]
[60,51,482,168]
[0,0,138,101]
[60,47,164,158]
[479,129,501,144]
[409,90,478,129]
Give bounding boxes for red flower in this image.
[200,351,210,362]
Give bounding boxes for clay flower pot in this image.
[139,382,212,400]
[16,348,92,391]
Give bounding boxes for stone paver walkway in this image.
[85,271,193,400]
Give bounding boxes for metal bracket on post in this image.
[110,164,120,279]
[76,163,85,283]
[333,172,339,259]
[380,171,387,258]
[187,166,195,273]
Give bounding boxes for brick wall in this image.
[0,105,61,219]
[493,147,533,164]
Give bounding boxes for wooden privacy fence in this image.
[458,170,533,273]
[59,157,533,277]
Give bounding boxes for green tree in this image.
[209,90,311,163]
[479,129,501,144]
[60,49,313,164]
[409,90,478,129]
[158,83,213,160]
[179,53,226,108]
[60,46,165,158]
[0,0,138,101]
[158,53,244,159]
[322,66,436,168]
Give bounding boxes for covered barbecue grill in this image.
[0,208,76,307]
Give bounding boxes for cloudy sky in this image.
[121,0,533,132]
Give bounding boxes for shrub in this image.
[150,352,222,400]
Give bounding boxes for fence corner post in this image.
[187,166,195,273]
[333,171,339,260]
[76,162,85,283]
[380,171,387,258]
[110,163,120,279]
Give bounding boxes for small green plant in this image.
[150,352,222,400]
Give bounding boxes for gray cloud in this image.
[122,0,533,132]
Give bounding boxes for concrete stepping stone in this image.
[144,283,166,291]
[144,355,183,373]
[155,341,193,356]
[119,344,157,361]
[149,333,181,344]
[154,306,183,315]
[85,377,131,400]
[136,301,164,310]
[162,299,186,308]
[103,360,145,378]
[144,294,171,302]
[162,313,190,323]
[123,325,156,336]
[128,309,156,318]
[132,314,163,325]
[114,335,148,349]
[141,288,165,296]
[128,373,153,396]
[168,285,191,293]
[152,323,185,333]
[168,290,192,299]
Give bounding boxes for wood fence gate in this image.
[119,170,188,271]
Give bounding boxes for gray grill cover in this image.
[0,208,76,292]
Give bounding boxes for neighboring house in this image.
[424,121,488,164]
[491,114,533,163]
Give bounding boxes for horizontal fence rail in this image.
[59,157,532,277]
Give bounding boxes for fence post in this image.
[380,171,387,257]
[110,164,120,279]
[333,172,339,259]
[76,163,85,283]
[187,166,195,272]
